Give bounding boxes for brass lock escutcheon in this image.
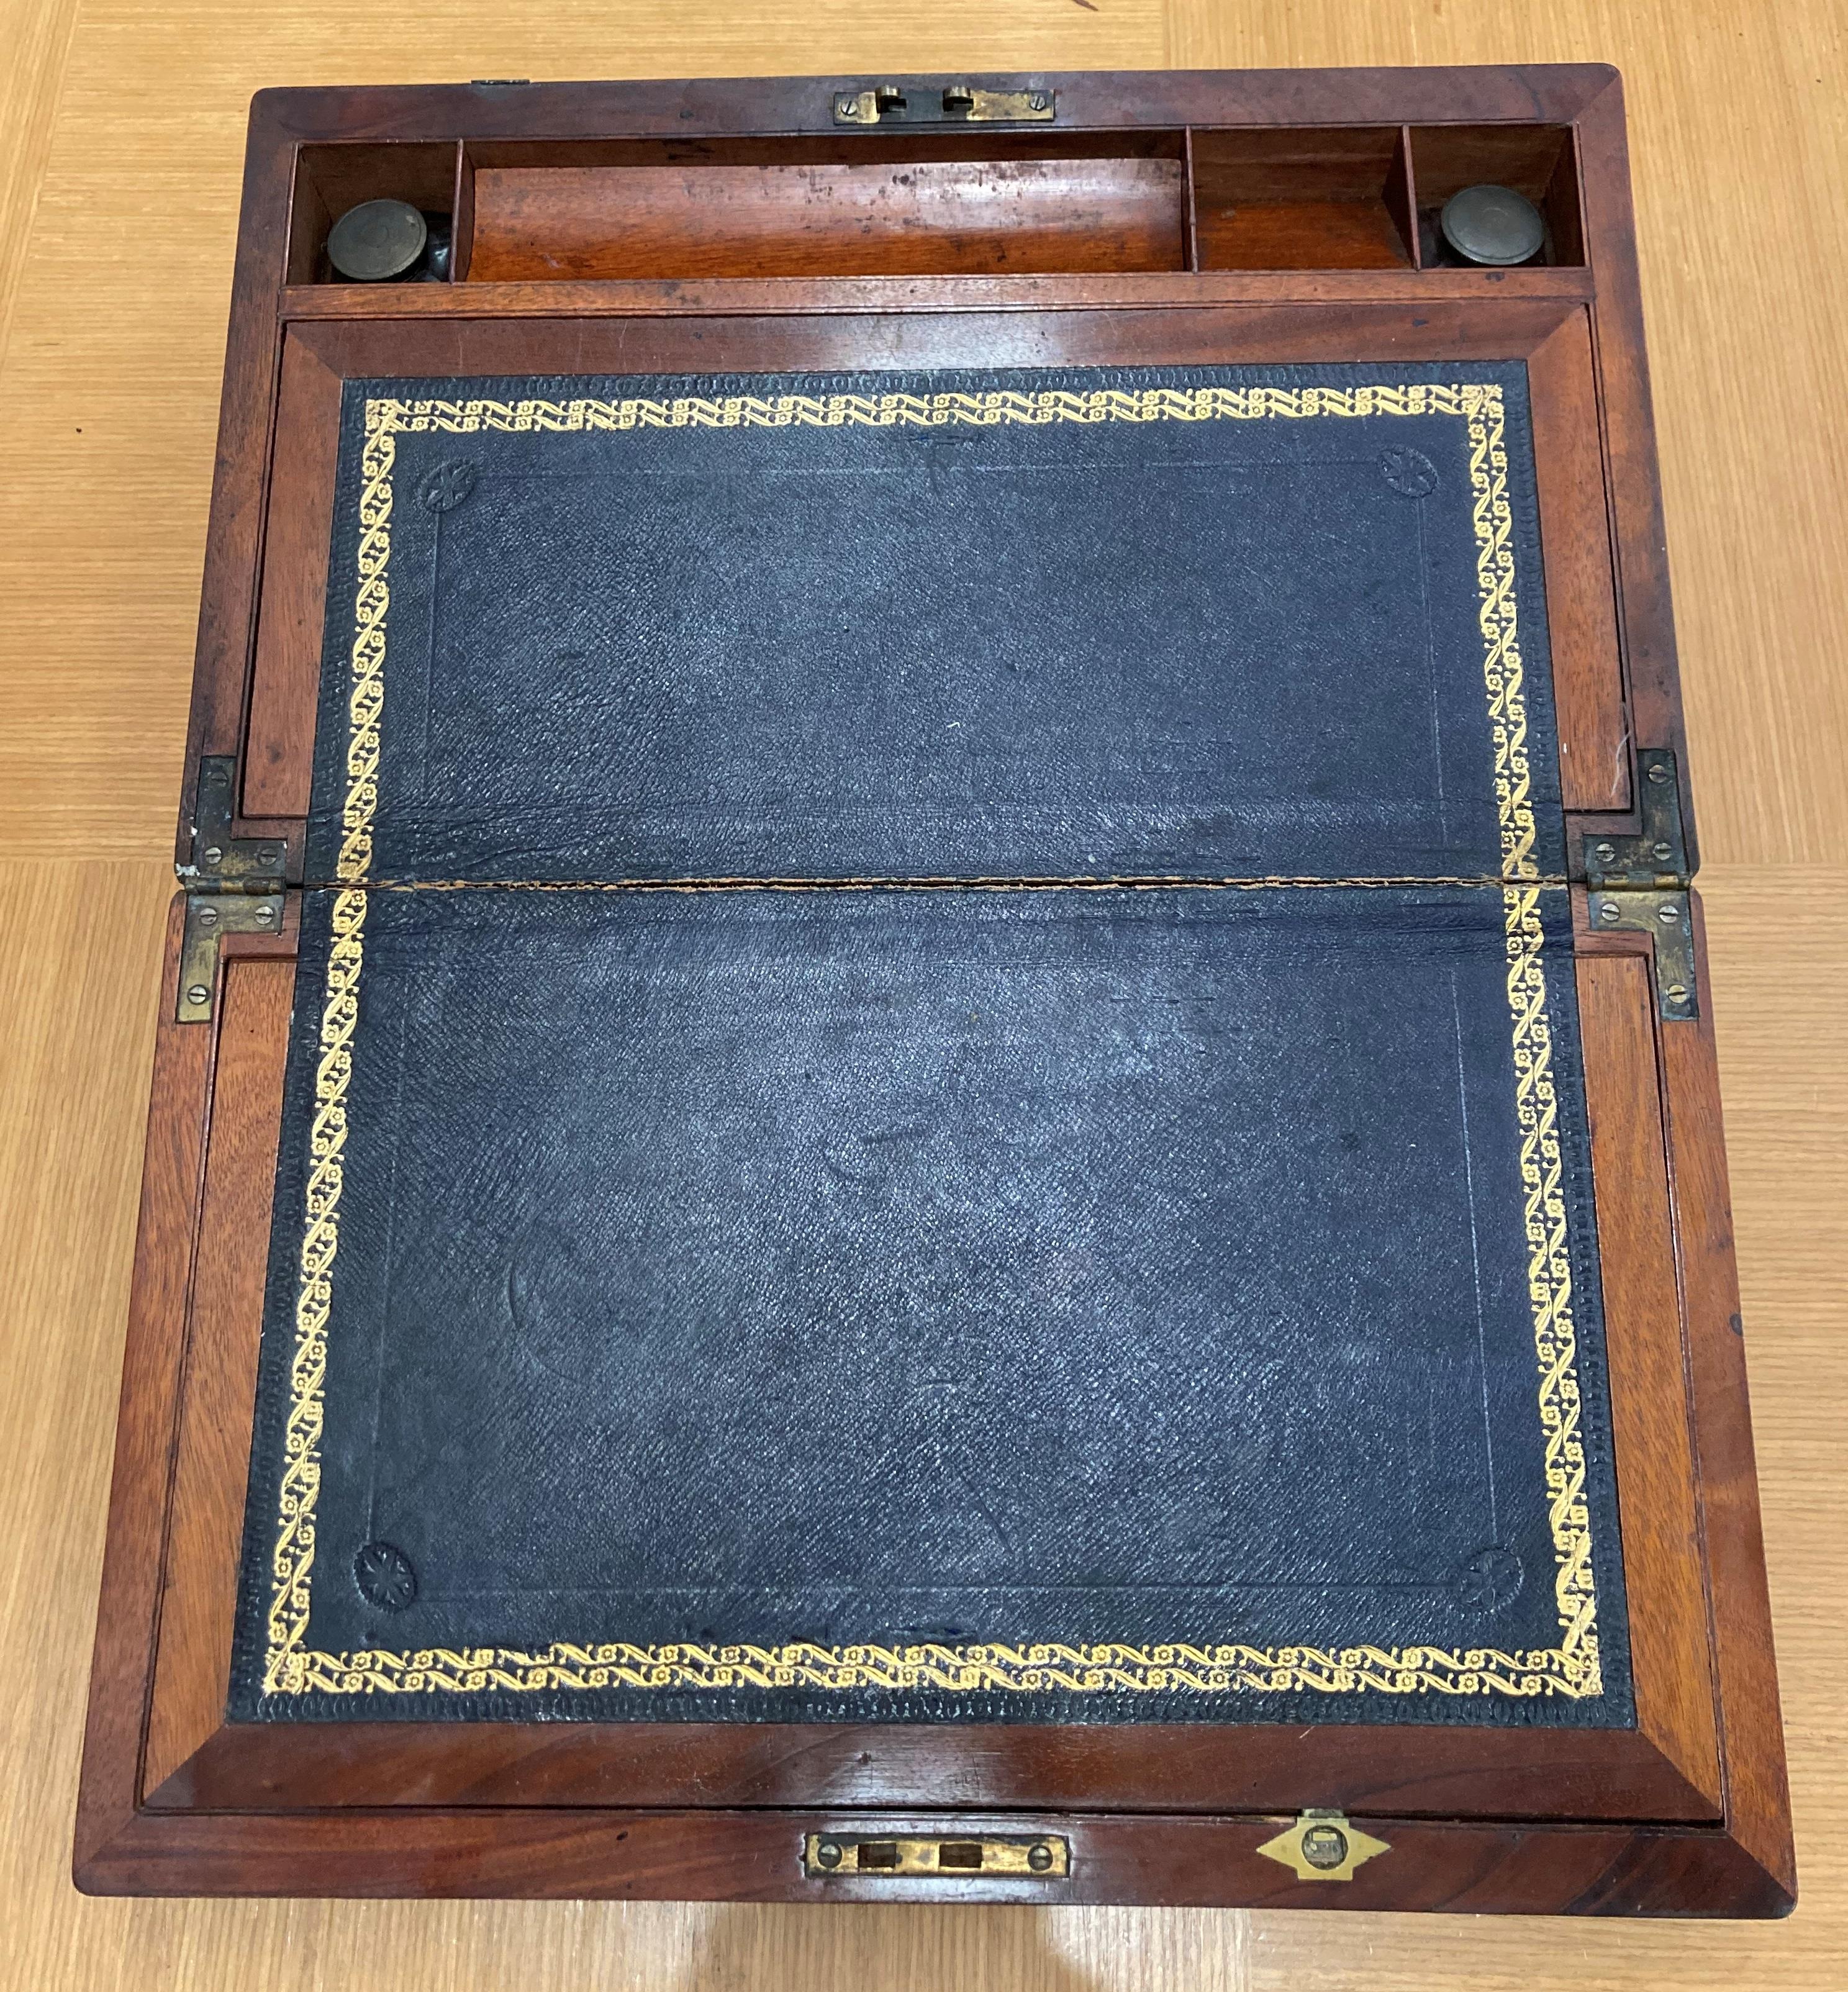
[1255,1809,1391,1882]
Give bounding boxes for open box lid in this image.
[301,360,1565,885]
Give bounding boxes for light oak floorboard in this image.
[0,0,81,372]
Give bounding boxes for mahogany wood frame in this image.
[77,66,1793,1913]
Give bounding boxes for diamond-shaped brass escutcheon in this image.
[1255,1809,1391,1882]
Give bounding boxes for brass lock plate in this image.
[833,82,1056,126]
[803,1832,1069,1878]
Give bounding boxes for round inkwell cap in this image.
[1439,184,1546,267]
[327,198,428,282]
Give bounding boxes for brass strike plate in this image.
[177,892,285,1023]
[833,82,1056,125]
[803,1832,1069,1879]
[1255,1809,1390,1883]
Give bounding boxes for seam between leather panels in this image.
[292,875,1577,894]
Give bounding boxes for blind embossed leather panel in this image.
[299,364,1566,885]
[232,885,1629,1724]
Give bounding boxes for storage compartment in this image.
[280,125,1588,285]
[286,142,458,284]
[459,135,1189,279]
[1189,127,1415,269]
[1410,125,1584,267]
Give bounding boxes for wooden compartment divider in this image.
[1393,125,1423,269]
[450,140,475,282]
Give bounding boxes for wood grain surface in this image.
[1,0,1843,1985]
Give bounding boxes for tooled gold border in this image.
[263,383,1600,1701]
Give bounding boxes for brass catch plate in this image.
[833,82,1056,125]
[803,1832,1069,1878]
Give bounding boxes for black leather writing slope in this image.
[238,362,1625,1727]
[301,364,1565,886]
[235,884,1626,1725]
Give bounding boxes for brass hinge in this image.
[1582,746,1698,1023]
[833,81,1056,126]
[177,891,283,1022]
[1583,747,1690,890]
[1255,1809,1391,1883]
[179,756,287,893]
[175,756,287,1023]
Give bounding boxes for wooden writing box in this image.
[74,66,1795,1914]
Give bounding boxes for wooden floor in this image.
[2,2,1844,1985]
